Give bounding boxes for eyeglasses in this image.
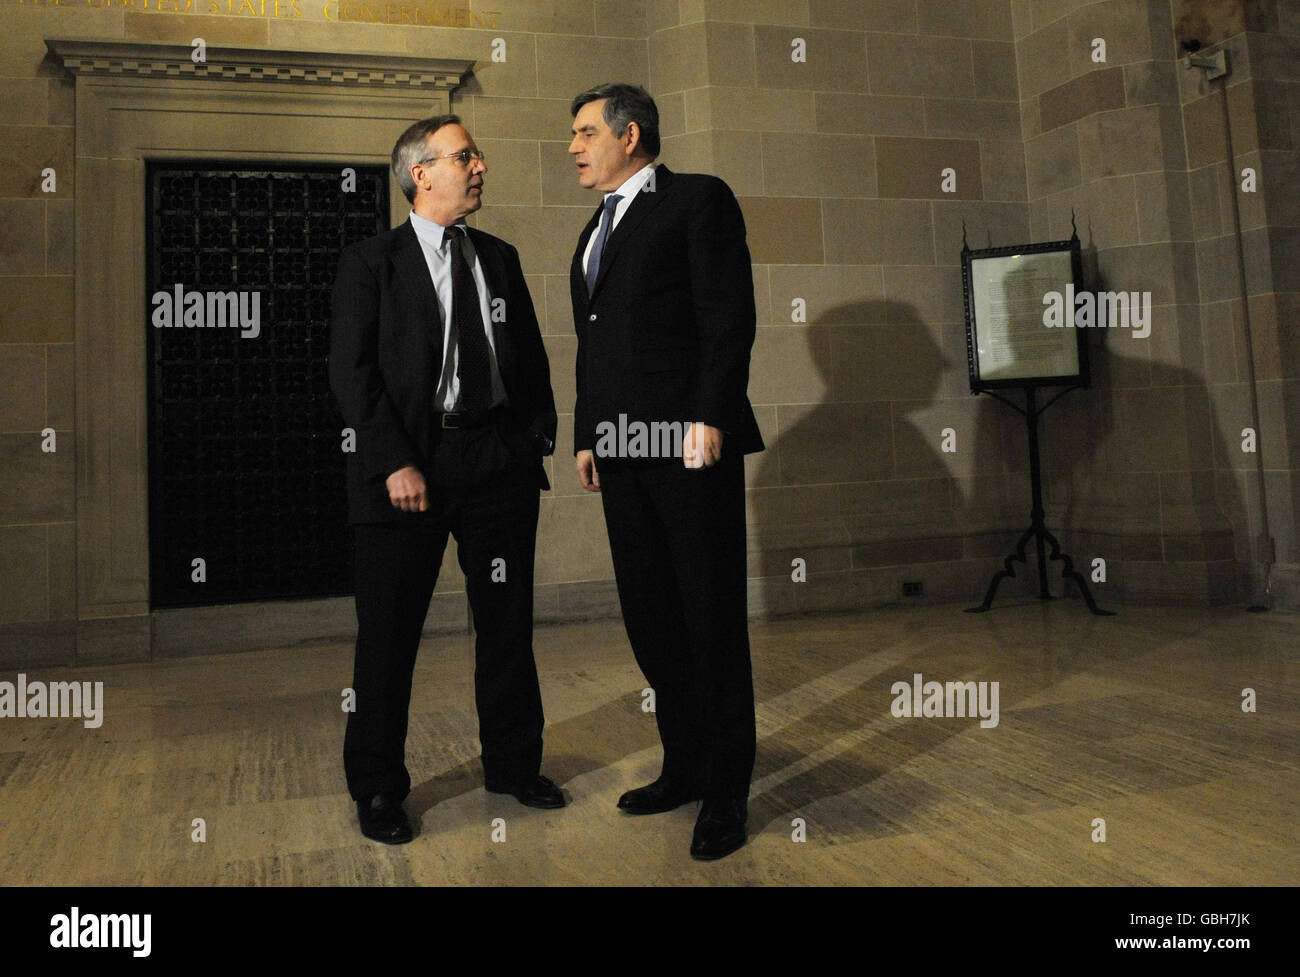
[418,149,486,167]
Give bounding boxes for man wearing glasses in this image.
[330,116,561,844]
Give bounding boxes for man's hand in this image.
[576,449,601,492]
[683,422,723,469]
[386,464,427,512]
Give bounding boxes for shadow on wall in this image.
[1043,248,1243,605]
[748,299,1036,620]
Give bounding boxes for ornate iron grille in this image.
[146,162,389,607]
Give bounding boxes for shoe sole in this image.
[617,797,701,815]
[485,785,566,809]
[360,829,414,845]
[689,834,747,861]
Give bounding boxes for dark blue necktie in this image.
[585,193,623,296]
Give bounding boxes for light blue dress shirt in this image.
[409,210,507,411]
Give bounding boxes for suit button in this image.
[589,313,597,321]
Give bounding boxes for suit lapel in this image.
[588,164,671,298]
[468,226,507,304]
[390,219,442,350]
[468,227,514,381]
[572,201,603,307]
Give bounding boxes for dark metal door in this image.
[146,162,388,607]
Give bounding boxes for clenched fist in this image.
[386,465,428,512]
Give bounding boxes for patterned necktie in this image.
[444,225,491,412]
[585,193,623,296]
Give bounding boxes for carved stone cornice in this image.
[45,39,473,91]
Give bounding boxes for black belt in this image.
[436,405,501,429]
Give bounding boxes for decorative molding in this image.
[46,39,474,91]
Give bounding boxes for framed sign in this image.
[962,235,1089,391]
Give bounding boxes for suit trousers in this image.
[597,450,756,799]
[343,423,544,802]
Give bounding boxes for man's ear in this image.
[623,121,641,156]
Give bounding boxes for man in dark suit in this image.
[330,115,562,845]
[568,83,763,860]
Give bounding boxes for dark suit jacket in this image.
[570,164,764,456]
[330,218,556,524]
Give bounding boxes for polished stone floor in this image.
[1,600,1295,885]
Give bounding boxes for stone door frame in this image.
[46,38,472,661]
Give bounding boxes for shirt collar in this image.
[604,163,657,204]
[409,210,467,249]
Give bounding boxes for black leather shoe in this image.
[690,797,747,860]
[356,793,414,845]
[617,776,701,815]
[486,774,566,809]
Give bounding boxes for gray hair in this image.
[570,83,660,158]
[391,114,461,205]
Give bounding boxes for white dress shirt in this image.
[581,163,658,277]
